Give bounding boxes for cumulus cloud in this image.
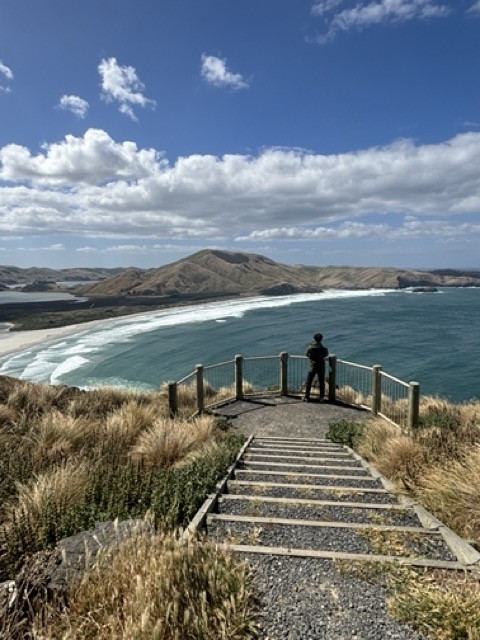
[98,57,156,120]
[57,95,89,119]
[0,61,13,93]
[201,54,249,89]
[1,129,480,243]
[0,128,163,184]
[312,0,450,41]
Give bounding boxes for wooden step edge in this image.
[244,454,360,464]
[236,469,381,482]
[249,447,352,457]
[244,461,369,472]
[254,436,340,444]
[228,479,388,494]
[219,494,407,511]
[208,513,430,534]
[217,543,475,571]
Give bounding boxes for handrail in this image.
[167,352,420,429]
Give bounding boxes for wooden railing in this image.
[168,353,420,430]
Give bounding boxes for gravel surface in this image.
[227,484,399,504]
[219,497,423,527]
[235,468,383,482]
[245,555,429,640]
[209,521,455,561]
[242,463,370,475]
[208,397,443,638]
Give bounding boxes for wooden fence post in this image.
[195,364,204,414]
[372,365,382,416]
[280,352,288,396]
[328,355,337,403]
[235,354,244,400]
[408,381,420,430]
[167,381,178,418]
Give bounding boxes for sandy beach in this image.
[0,318,113,359]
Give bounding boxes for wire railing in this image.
[167,352,420,429]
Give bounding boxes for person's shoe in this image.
[302,396,311,402]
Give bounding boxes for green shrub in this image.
[327,420,365,447]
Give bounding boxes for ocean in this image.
[0,287,479,403]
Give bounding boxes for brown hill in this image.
[80,250,480,297]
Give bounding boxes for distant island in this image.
[1,249,479,331]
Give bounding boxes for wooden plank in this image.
[243,461,369,472]
[208,513,429,534]
[228,479,388,494]
[244,453,360,464]
[220,494,407,511]
[236,469,379,482]
[218,543,471,571]
[250,445,347,453]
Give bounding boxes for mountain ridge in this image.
[77,250,480,296]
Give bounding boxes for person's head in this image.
[313,333,323,342]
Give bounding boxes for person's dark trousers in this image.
[304,364,325,399]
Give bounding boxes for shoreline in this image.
[0,316,118,359]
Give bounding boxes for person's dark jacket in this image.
[306,340,328,371]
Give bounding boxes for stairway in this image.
[197,435,479,569]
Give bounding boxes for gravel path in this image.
[210,396,432,639]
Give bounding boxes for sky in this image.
[1,0,480,270]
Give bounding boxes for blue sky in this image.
[1,0,480,270]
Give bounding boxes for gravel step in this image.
[235,469,383,487]
[218,496,423,526]
[249,445,349,456]
[244,453,362,466]
[227,480,398,504]
[242,461,369,474]
[207,519,456,561]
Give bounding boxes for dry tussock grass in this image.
[101,401,160,456]
[389,568,480,640]
[1,461,90,558]
[33,532,256,640]
[130,415,215,468]
[29,411,94,467]
[417,444,480,544]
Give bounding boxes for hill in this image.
[0,266,124,287]
[80,250,480,296]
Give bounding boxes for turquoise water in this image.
[0,288,479,402]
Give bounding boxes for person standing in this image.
[303,333,329,401]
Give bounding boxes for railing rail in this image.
[167,352,420,429]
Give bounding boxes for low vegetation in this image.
[33,533,256,640]
[329,395,480,639]
[0,374,255,638]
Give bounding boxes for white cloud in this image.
[1,129,480,243]
[238,219,480,242]
[57,95,89,119]
[98,57,156,121]
[468,0,480,12]
[201,54,249,89]
[313,0,450,41]
[312,0,343,16]
[0,60,13,93]
[0,128,162,184]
